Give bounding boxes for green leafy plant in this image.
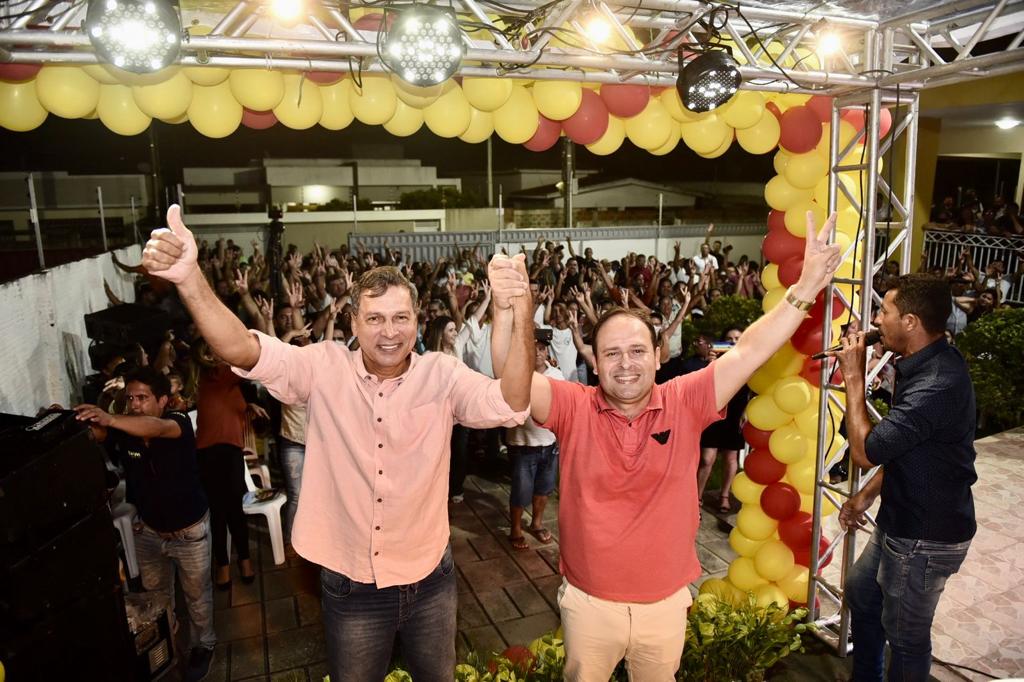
[679,593,812,682]
[957,307,1024,430]
[696,295,764,341]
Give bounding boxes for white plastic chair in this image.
[111,501,140,579]
[227,464,287,566]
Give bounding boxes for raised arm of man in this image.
[74,404,182,440]
[711,212,842,410]
[488,254,533,411]
[142,205,261,370]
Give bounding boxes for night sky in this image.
[0,115,773,185]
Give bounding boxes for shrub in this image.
[957,307,1024,430]
[696,295,763,341]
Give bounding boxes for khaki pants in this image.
[558,578,692,682]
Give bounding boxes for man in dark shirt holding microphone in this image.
[830,274,977,682]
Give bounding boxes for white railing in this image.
[923,229,1024,304]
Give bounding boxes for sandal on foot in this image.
[527,527,553,544]
[718,497,732,514]
[509,535,530,551]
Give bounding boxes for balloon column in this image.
[699,93,892,613]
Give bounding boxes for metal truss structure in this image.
[2,0,1024,660]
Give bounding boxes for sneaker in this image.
[186,646,215,681]
[450,494,464,504]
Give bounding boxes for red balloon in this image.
[767,209,787,233]
[744,449,787,485]
[523,115,561,152]
[805,95,833,122]
[794,536,833,569]
[599,83,650,118]
[844,107,893,142]
[762,228,804,264]
[779,512,813,550]
[778,256,804,287]
[353,12,393,31]
[878,108,893,138]
[241,108,278,130]
[743,422,773,448]
[765,101,782,121]
[563,88,609,145]
[0,63,41,82]
[840,107,866,132]
[761,482,802,520]
[306,71,344,85]
[791,315,829,356]
[809,291,847,322]
[779,105,823,154]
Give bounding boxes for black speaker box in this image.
[84,303,170,346]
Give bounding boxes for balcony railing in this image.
[923,229,1024,305]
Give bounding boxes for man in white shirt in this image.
[541,302,579,383]
[506,332,563,551]
[692,242,719,275]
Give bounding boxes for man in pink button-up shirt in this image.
[142,206,535,682]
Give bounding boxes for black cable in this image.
[931,657,998,680]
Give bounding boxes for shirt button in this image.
[378,443,383,449]
[378,392,384,397]
[375,526,381,531]
[377,417,382,422]
[378,469,383,475]
[377,498,382,503]
[374,551,379,556]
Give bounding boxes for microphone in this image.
[811,330,880,360]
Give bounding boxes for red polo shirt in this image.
[540,365,723,602]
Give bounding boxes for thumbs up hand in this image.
[142,204,198,284]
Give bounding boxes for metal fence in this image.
[923,229,1024,304]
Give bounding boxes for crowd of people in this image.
[56,204,995,681]
[926,190,1024,237]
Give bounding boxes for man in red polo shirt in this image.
[493,212,842,681]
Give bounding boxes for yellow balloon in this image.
[699,577,743,607]
[773,149,790,175]
[754,540,796,582]
[183,66,230,86]
[786,459,817,495]
[737,505,779,541]
[799,492,839,516]
[814,174,857,212]
[82,64,119,84]
[229,69,285,112]
[462,77,512,112]
[650,119,681,156]
[391,75,446,109]
[350,75,398,126]
[384,98,424,137]
[493,85,539,144]
[794,406,822,439]
[187,81,242,139]
[764,175,814,212]
[424,85,472,138]
[763,342,804,378]
[723,90,765,129]
[680,113,729,154]
[161,112,189,124]
[774,376,815,414]
[753,583,790,611]
[100,65,180,87]
[784,150,829,190]
[585,115,625,156]
[731,472,766,505]
[761,263,782,289]
[762,286,787,313]
[778,92,811,108]
[36,66,100,119]
[836,206,862,236]
[777,565,810,603]
[0,80,48,131]
[459,107,494,144]
[769,424,810,464]
[532,80,582,121]
[747,364,779,395]
[729,557,769,591]
[736,110,781,154]
[784,199,826,238]
[132,71,192,120]
[319,79,354,130]
[273,74,322,130]
[626,99,674,151]
[97,83,151,135]
[730,528,768,558]
[696,131,733,159]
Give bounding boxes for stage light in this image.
[677,49,741,113]
[995,118,1020,130]
[817,31,841,56]
[269,0,302,23]
[86,0,181,73]
[381,5,464,87]
[582,14,612,45]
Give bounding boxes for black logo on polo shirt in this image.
[651,430,671,445]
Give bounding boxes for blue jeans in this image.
[846,528,970,681]
[279,437,306,544]
[508,444,558,508]
[134,513,216,650]
[320,544,457,682]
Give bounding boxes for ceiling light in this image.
[995,118,1020,130]
[582,14,612,45]
[269,0,302,23]
[381,5,464,87]
[818,30,842,56]
[85,0,181,74]
[678,49,741,113]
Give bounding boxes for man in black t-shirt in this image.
[830,275,976,682]
[75,367,216,682]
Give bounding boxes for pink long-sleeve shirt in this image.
[234,331,528,587]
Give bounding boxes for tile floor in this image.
[161,429,1024,681]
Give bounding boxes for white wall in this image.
[0,245,141,417]
[939,124,1024,204]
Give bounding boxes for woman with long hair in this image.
[423,315,469,503]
